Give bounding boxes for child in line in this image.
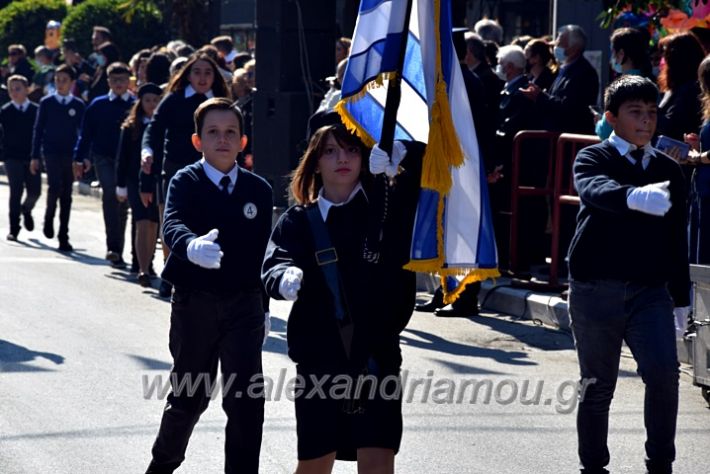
[145,98,272,474]
[262,124,422,473]
[1,75,39,241]
[567,75,690,474]
[31,64,85,251]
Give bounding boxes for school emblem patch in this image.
[243,203,257,219]
[68,108,76,117]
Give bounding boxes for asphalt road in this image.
[0,174,708,473]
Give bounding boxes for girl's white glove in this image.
[369,141,407,177]
[279,266,303,301]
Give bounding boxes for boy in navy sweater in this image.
[145,98,272,474]
[568,76,690,474]
[73,62,135,267]
[1,75,39,241]
[31,64,85,251]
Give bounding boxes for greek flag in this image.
[336,0,499,303]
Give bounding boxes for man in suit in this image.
[520,24,599,134]
[464,32,504,117]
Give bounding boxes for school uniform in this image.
[568,133,690,473]
[140,86,213,204]
[74,90,134,257]
[116,118,159,223]
[32,92,85,244]
[262,142,423,461]
[146,159,272,474]
[1,99,40,237]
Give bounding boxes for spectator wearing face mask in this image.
[519,24,599,134]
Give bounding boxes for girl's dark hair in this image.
[122,90,161,140]
[290,124,369,205]
[166,53,231,99]
[698,56,710,121]
[610,27,653,78]
[145,52,171,85]
[604,75,659,115]
[657,32,705,92]
[525,38,557,73]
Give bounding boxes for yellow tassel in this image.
[334,100,376,147]
[441,268,501,305]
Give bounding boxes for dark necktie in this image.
[220,175,231,196]
[630,148,645,171]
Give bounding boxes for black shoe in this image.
[158,280,172,298]
[111,258,128,269]
[148,264,157,277]
[105,250,121,263]
[434,305,479,318]
[415,287,444,312]
[43,220,54,239]
[22,212,34,231]
[58,240,73,252]
[6,233,17,241]
[138,273,152,287]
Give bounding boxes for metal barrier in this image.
[549,133,600,286]
[509,130,560,273]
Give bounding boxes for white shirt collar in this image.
[12,99,29,111]
[316,182,366,221]
[54,92,72,104]
[608,132,654,168]
[108,90,133,102]
[201,157,238,193]
[142,116,151,125]
[185,85,215,99]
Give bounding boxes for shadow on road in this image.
[127,354,172,371]
[401,328,537,367]
[0,339,64,372]
[470,313,575,352]
[263,314,288,355]
[17,238,108,266]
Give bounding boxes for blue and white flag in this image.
[336,0,499,303]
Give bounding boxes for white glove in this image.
[186,229,223,269]
[626,181,672,216]
[673,306,691,338]
[115,186,128,199]
[369,141,407,178]
[279,266,303,301]
[263,312,271,345]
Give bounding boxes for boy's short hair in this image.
[210,35,234,53]
[8,44,26,55]
[604,75,659,115]
[107,62,131,76]
[62,38,78,52]
[93,26,112,41]
[34,45,51,58]
[55,64,77,80]
[194,97,244,138]
[7,74,29,87]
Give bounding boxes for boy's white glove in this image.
[673,306,691,338]
[263,312,271,345]
[279,266,303,301]
[369,141,407,177]
[186,229,223,269]
[626,181,672,216]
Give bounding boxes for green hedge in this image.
[0,0,68,55]
[61,0,167,60]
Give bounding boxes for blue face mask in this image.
[611,55,623,74]
[95,55,106,67]
[553,46,567,63]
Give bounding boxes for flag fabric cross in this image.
[336,0,499,303]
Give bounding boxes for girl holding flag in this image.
[262,123,422,473]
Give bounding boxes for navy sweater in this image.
[32,95,85,158]
[116,122,146,188]
[262,142,423,370]
[142,91,206,172]
[568,140,690,306]
[74,94,134,162]
[0,102,38,161]
[161,162,273,295]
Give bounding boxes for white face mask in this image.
[553,46,567,63]
[495,64,507,80]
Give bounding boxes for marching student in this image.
[31,64,85,252]
[262,124,422,474]
[145,98,271,474]
[1,75,39,241]
[73,62,135,268]
[567,75,690,474]
[116,82,162,286]
[140,53,230,297]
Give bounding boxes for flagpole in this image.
[362,0,414,263]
